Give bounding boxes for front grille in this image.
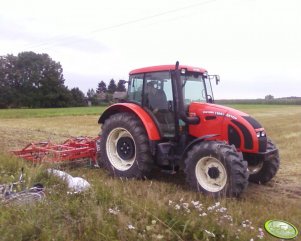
[231,120,253,150]
[258,136,267,152]
[228,125,241,148]
[243,116,267,152]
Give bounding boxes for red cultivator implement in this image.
[12,136,100,164]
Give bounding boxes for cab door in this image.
[143,71,175,138]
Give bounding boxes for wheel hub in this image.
[195,157,227,192]
[116,137,135,160]
[106,127,136,171]
[208,166,220,179]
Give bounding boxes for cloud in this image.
[1,0,300,99]
[0,16,110,54]
[0,16,40,42]
[50,36,111,53]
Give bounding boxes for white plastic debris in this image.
[204,230,215,238]
[127,224,135,230]
[47,169,90,193]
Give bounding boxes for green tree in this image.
[87,88,96,99]
[116,79,127,92]
[107,79,117,94]
[265,94,274,100]
[87,89,99,106]
[70,87,86,106]
[0,55,17,108]
[0,51,71,108]
[97,81,107,93]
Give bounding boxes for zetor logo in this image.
[265,220,298,239]
[202,111,237,120]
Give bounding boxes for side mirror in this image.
[208,74,220,85]
[215,75,220,85]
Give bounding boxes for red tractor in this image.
[97,62,280,197]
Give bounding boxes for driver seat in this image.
[147,89,175,137]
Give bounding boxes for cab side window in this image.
[127,74,144,104]
[144,71,172,111]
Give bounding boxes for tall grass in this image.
[0,105,300,240]
[0,157,275,241]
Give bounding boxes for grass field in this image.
[0,105,300,241]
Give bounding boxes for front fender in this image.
[98,103,161,141]
[181,134,220,160]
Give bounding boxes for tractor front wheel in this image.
[248,139,280,184]
[184,141,249,197]
[99,113,153,179]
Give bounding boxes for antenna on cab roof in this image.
[175,61,179,69]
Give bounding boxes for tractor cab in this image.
[126,64,220,138]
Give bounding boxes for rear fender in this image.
[98,103,161,141]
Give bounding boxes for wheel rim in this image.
[106,127,136,171]
[248,161,264,174]
[195,157,227,192]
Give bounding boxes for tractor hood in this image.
[188,102,248,120]
[188,102,267,153]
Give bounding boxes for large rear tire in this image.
[99,112,153,179]
[248,139,280,184]
[184,141,249,197]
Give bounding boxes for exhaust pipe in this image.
[173,61,199,125]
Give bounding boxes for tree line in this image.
[0,52,126,108]
[87,79,127,106]
[216,97,301,105]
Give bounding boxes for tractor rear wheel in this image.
[99,112,153,179]
[248,139,280,184]
[184,141,249,197]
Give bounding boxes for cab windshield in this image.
[181,72,213,104]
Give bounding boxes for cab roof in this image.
[129,65,207,75]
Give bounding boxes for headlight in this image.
[256,131,266,138]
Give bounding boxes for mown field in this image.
[0,105,300,241]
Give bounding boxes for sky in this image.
[0,0,300,99]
